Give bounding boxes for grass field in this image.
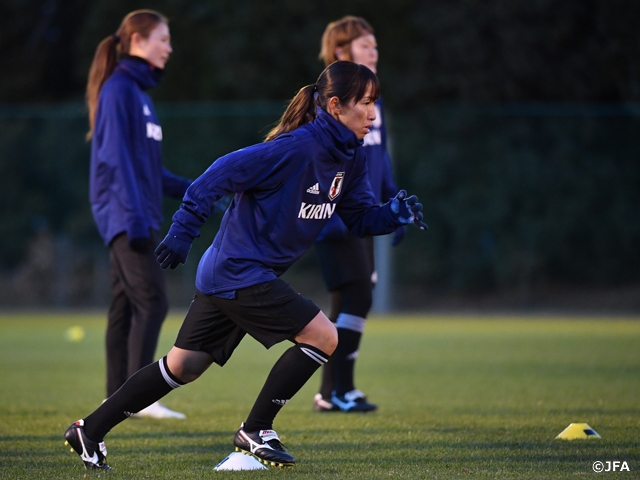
[0,312,638,479]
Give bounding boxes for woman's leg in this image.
[105,238,133,397]
[317,290,342,402]
[65,347,213,470]
[82,347,214,441]
[331,279,373,396]
[233,312,337,466]
[314,235,373,411]
[242,312,337,432]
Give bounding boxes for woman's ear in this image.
[327,96,341,119]
[335,46,348,61]
[129,31,144,55]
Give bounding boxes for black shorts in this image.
[315,234,375,291]
[174,279,320,366]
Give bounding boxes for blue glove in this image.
[390,190,428,230]
[154,233,192,269]
[391,226,406,247]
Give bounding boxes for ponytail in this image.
[265,61,379,142]
[265,84,317,141]
[86,35,120,140]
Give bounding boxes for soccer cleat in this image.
[233,423,295,467]
[132,401,186,419]
[313,393,338,412]
[331,389,378,413]
[64,419,111,470]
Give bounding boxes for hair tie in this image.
[112,33,120,44]
[312,83,317,92]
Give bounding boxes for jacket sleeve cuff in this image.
[171,206,204,241]
[381,200,403,228]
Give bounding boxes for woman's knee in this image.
[315,319,338,354]
[323,323,339,354]
[296,312,338,354]
[166,347,214,383]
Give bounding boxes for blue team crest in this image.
[328,172,345,200]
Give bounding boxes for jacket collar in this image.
[310,109,363,163]
[116,55,163,90]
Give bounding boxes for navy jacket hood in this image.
[309,109,363,164]
[116,55,163,90]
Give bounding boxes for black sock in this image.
[318,354,335,400]
[333,328,362,396]
[244,343,329,431]
[318,291,341,400]
[84,356,184,441]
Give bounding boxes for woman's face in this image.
[340,33,378,74]
[330,84,377,140]
[130,22,172,69]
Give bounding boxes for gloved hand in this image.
[390,190,428,230]
[154,234,193,269]
[391,226,406,247]
[129,236,150,253]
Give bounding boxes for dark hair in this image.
[265,61,380,141]
[319,16,374,67]
[85,9,168,139]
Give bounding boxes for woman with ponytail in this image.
[65,60,427,470]
[86,10,190,420]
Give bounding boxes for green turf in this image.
[0,312,638,479]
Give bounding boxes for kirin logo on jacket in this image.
[298,202,336,220]
[146,122,163,141]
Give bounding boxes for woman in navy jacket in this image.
[86,10,189,419]
[313,16,404,413]
[65,61,426,470]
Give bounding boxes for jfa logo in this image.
[146,122,162,141]
[328,172,344,200]
[593,461,630,472]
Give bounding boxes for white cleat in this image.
[133,401,186,419]
[313,393,338,412]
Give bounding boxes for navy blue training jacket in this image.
[89,56,190,245]
[316,96,399,241]
[168,109,404,299]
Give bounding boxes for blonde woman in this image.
[86,10,190,419]
[314,16,405,413]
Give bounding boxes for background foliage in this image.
[3,0,640,105]
[1,0,639,308]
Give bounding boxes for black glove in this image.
[154,234,193,269]
[129,236,150,253]
[390,190,428,230]
[391,226,406,247]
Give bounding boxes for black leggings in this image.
[329,280,373,321]
[106,231,168,397]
